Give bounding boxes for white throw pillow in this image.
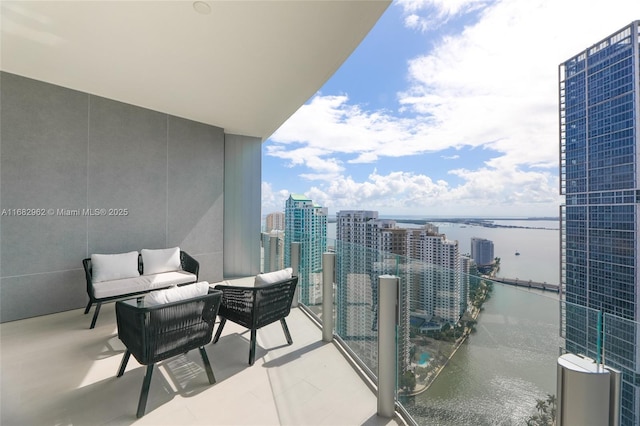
[91,251,140,283]
[254,268,293,286]
[141,247,181,275]
[144,281,210,306]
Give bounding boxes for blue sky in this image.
[262,0,640,218]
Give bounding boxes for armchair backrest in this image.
[116,290,222,365]
[254,276,298,329]
[215,276,298,330]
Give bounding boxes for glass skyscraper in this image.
[559,20,640,425]
[284,194,327,305]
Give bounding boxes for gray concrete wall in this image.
[224,134,261,278]
[0,72,226,322]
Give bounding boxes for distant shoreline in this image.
[327,216,560,231]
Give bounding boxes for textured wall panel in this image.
[0,72,230,322]
[0,270,85,322]
[167,116,224,253]
[224,134,261,277]
[0,73,88,277]
[87,96,168,254]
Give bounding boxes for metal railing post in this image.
[291,242,301,307]
[377,275,398,418]
[322,252,335,342]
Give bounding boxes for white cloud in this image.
[398,0,490,31]
[264,0,640,216]
[263,167,562,217]
[262,182,290,215]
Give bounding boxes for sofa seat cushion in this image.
[92,271,197,299]
[93,276,153,299]
[146,271,197,289]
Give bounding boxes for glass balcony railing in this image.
[262,236,637,425]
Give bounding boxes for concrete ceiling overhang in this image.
[1,0,390,140]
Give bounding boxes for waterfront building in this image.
[470,237,494,266]
[374,220,411,372]
[408,226,464,324]
[335,210,384,372]
[559,20,640,425]
[460,256,472,313]
[284,194,327,305]
[335,212,467,372]
[265,211,285,231]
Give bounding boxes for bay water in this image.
[327,219,562,424]
[327,219,561,284]
[408,284,560,425]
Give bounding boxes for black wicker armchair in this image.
[115,290,222,418]
[212,276,298,365]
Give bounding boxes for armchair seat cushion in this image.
[144,281,210,306]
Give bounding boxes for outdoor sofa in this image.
[83,247,199,328]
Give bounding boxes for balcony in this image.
[0,301,400,425]
[264,236,637,425]
[3,234,635,425]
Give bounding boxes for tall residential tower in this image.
[335,212,466,373]
[559,20,640,425]
[284,194,327,305]
[470,237,494,267]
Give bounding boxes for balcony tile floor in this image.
[1,303,399,426]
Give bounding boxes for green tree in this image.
[399,371,416,392]
[525,394,556,425]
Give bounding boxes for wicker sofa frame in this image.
[115,290,222,418]
[212,276,298,365]
[83,251,199,329]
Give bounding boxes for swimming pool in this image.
[418,352,431,365]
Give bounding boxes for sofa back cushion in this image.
[142,247,181,275]
[254,268,293,286]
[144,281,210,306]
[91,251,140,283]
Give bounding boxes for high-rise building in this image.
[261,230,284,273]
[408,227,463,323]
[470,237,494,266]
[284,194,327,305]
[559,20,640,425]
[265,212,285,231]
[335,212,465,373]
[460,256,472,314]
[335,210,382,372]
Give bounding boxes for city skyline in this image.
[262,0,640,218]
